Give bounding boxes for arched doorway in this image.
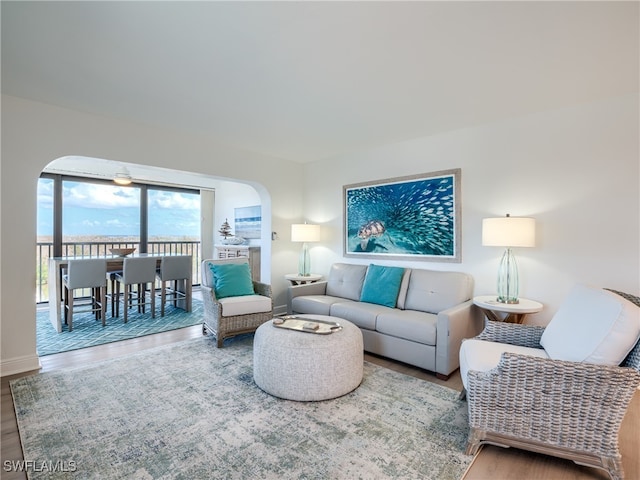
[36,155,272,355]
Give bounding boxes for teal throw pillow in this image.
[210,263,255,299]
[360,264,405,308]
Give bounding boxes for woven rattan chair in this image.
[460,288,640,480]
[201,257,273,347]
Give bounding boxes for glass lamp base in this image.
[496,248,519,304]
[298,243,310,276]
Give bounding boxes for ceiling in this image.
[2,1,638,164]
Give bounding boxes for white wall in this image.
[0,95,304,375]
[2,93,638,375]
[212,180,261,247]
[304,94,640,325]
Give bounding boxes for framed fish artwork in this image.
[343,169,461,262]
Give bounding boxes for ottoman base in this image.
[253,315,363,401]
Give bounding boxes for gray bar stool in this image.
[112,256,157,323]
[62,258,108,332]
[156,255,192,316]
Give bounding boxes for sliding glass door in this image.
[36,174,201,303]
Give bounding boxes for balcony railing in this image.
[36,241,201,303]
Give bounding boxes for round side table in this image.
[285,273,323,286]
[473,295,543,324]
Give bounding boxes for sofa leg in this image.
[436,372,450,381]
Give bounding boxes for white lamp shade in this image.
[291,224,320,242]
[482,216,535,248]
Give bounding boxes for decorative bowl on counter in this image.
[109,247,136,257]
[221,236,246,245]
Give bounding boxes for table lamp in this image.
[482,214,535,304]
[291,223,320,276]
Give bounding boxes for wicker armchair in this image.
[461,288,640,480]
[201,258,273,347]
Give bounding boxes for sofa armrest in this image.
[475,321,545,348]
[286,280,327,306]
[288,281,328,297]
[435,300,485,377]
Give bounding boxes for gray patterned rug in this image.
[11,336,472,479]
[36,299,204,356]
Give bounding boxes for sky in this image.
[37,179,200,238]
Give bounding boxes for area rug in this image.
[36,299,204,356]
[11,336,472,479]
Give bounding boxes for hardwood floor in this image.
[2,325,638,480]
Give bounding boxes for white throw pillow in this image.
[540,285,640,365]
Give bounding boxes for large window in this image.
[36,174,202,302]
[148,188,200,247]
[62,180,141,255]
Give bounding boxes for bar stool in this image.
[156,255,192,316]
[62,258,107,332]
[112,256,157,323]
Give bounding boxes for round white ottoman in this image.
[253,315,363,401]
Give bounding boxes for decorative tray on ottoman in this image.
[272,316,342,335]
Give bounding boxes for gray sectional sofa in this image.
[287,263,484,379]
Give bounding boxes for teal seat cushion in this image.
[210,263,255,299]
[360,264,405,308]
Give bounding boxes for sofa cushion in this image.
[376,309,437,345]
[292,295,344,316]
[330,301,392,331]
[326,263,368,301]
[219,295,272,317]
[540,285,640,365]
[404,270,472,313]
[360,264,405,308]
[459,339,550,389]
[209,262,254,299]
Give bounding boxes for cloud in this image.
[61,182,199,210]
[63,182,139,209]
[150,191,200,210]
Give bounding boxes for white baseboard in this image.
[1,354,42,377]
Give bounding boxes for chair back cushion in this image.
[122,257,158,285]
[65,259,107,289]
[209,262,255,299]
[540,284,640,365]
[325,263,368,301]
[201,258,249,288]
[159,255,192,281]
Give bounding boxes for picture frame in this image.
[343,169,461,262]
[234,205,262,239]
